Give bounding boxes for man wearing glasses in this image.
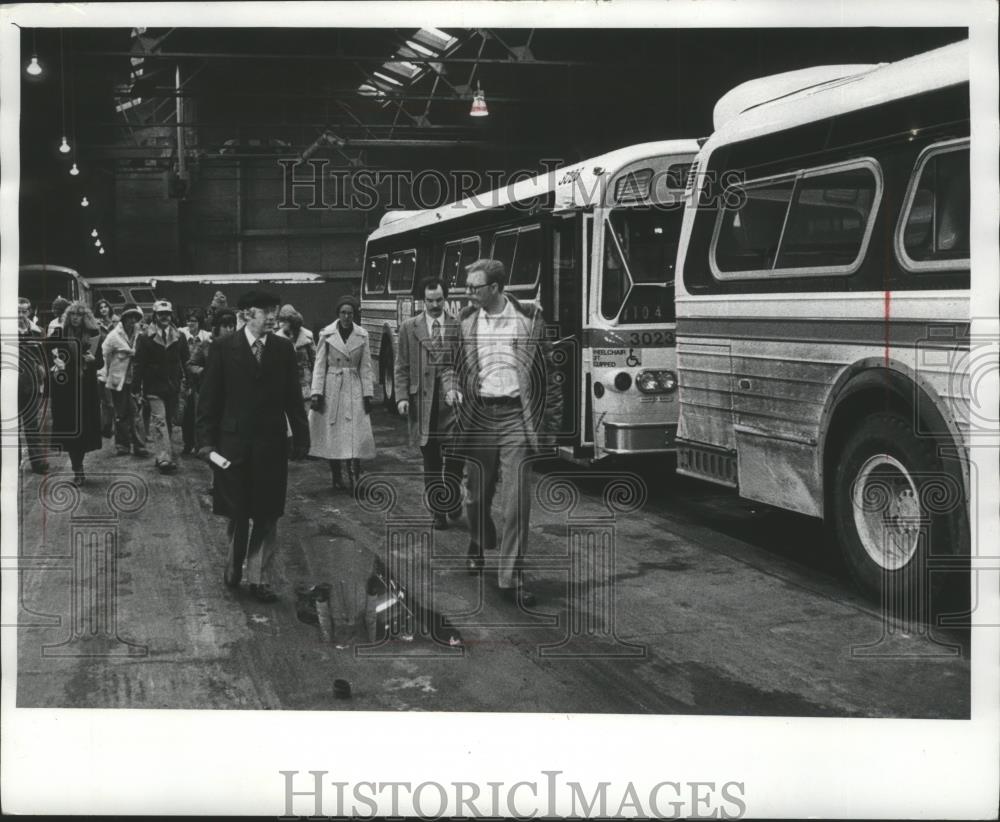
[197,291,310,603]
[444,259,562,607]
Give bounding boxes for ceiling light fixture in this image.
[94,239,102,248]
[99,248,106,255]
[80,196,89,207]
[91,229,98,237]
[69,162,79,176]
[59,30,70,154]
[26,30,43,76]
[470,83,488,117]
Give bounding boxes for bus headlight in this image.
[636,369,677,394]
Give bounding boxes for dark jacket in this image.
[47,327,103,454]
[134,324,189,397]
[196,330,310,520]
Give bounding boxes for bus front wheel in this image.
[831,412,965,614]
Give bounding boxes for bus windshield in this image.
[601,206,682,324]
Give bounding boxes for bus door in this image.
[544,212,588,454]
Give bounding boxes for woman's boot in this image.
[345,459,359,494]
[329,460,344,491]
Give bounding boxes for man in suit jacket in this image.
[395,277,463,530]
[442,259,563,607]
[197,290,310,603]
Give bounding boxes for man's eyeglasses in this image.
[466,282,491,293]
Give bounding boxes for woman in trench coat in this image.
[308,295,375,491]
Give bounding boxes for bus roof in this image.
[368,139,700,242]
[19,264,81,277]
[707,39,968,149]
[86,272,325,286]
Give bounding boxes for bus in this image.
[18,264,92,328]
[674,40,971,603]
[360,139,700,462]
[86,272,349,335]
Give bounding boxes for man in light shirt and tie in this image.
[443,259,563,607]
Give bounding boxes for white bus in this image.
[675,40,971,604]
[360,139,700,462]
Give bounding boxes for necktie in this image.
[431,319,441,343]
[252,338,263,364]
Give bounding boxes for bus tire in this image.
[380,341,395,410]
[830,411,965,616]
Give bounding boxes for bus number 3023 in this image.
[627,330,675,346]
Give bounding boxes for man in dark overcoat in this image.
[197,290,310,603]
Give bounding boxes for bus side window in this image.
[509,227,541,289]
[365,255,388,294]
[715,180,794,272]
[441,242,462,290]
[456,238,481,289]
[901,144,970,266]
[491,231,517,275]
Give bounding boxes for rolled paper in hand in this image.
[209,451,231,470]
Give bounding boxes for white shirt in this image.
[475,297,520,398]
[424,311,446,339]
[244,326,268,351]
[181,328,211,344]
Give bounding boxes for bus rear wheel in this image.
[831,412,965,614]
[380,341,395,411]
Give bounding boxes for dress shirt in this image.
[244,326,268,349]
[476,297,520,398]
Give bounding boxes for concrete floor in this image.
[15,406,969,717]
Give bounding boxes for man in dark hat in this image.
[197,290,310,603]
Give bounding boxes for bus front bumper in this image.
[602,422,677,455]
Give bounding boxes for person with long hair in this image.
[47,300,103,485]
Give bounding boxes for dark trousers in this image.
[17,388,47,468]
[182,386,197,449]
[111,386,144,451]
[415,387,462,516]
[227,517,278,586]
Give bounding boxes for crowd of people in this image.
[17,259,562,607]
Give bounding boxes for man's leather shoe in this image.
[499,585,537,608]
[465,553,484,574]
[133,447,150,457]
[249,583,278,603]
[433,514,449,530]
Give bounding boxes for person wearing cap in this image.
[308,295,375,492]
[47,300,103,485]
[442,259,563,607]
[180,309,211,454]
[101,303,149,457]
[94,298,120,439]
[134,299,189,473]
[196,290,310,603]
